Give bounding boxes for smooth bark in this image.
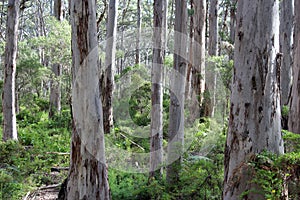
[2,0,20,141]
[223,1,284,199]
[280,0,294,106]
[49,0,63,118]
[288,0,300,134]
[191,0,206,114]
[166,0,187,188]
[149,0,167,180]
[205,0,218,117]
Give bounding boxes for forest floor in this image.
[23,170,65,200]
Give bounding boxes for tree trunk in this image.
[185,0,194,100]
[102,0,118,134]
[208,0,218,56]
[67,0,110,199]
[191,0,206,119]
[280,0,294,107]
[2,0,20,141]
[166,0,187,190]
[229,0,237,45]
[135,0,141,65]
[204,0,218,117]
[288,0,300,134]
[49,0,64,118]
[223,1,284,199]
[149,0,167,180]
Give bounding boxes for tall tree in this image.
[2,0,20,141]
[223,1,284,199]
[288,0,300,134]
[208,0,218,56]
[102,0,118,134]
[49,0,64,118]
[166,0,187,189]
[149,0,167,180]
[135,0,141,65]
[205,0,218,117]
[67,0,110,199]
[191,0,206,113]
[280,0,294,107]
[229,0,237,44]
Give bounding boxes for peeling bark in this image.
[223,1,284,199]
[67,0,110,199]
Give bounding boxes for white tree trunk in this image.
[102,0,118,134]
[2,0,19,141]
[49,0,64,118]
[205,0,218,117]
[149,0,167,179]
[166,0,187,187]
[223,1,284,199]
[288,0,300,134]
[280,0,294,106]
[67,0,110,199]
[191,0,206,115]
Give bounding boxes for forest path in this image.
[23,184,59,200]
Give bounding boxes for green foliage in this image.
[283,130,300,153]
[281,106,289,118]
[0,107,71,199]
[244,150,300,200]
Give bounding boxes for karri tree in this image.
[288,0,300,134]
[2,0,20,141]
[223,1,284,199]
[149,0,167,180]
[66,0,110,199]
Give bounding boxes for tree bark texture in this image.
[102,0,118,134]
[223,1,284,199]
[67,0,110,199]
[288,0,300,134]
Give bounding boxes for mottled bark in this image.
[2,0,20,141]
[102,0,118,134]
[288,0,300,134]
[223,1,284,199]
[280,0,294,106]
[166,0,187,188]
[149,0,167,180]
[67,0,110,199]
